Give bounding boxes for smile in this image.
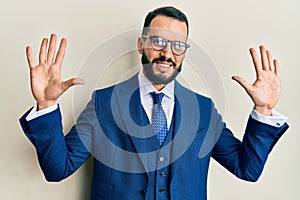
[157,63,171,68]
[154,62,173,73]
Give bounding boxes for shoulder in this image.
[175,81,213,107]
[94,73,139,97]
[94,85,115,97]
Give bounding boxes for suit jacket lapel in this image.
[170,81,201,180]
[112,75,202,176]
[112,74,160,173]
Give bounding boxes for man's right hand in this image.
[26,34,85,110]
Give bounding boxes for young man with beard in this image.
[19,6,288,200]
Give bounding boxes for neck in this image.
[152,83,165,91]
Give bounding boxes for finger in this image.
[55,38,67,67]
[46,33,57,63]
[62,78,85,92]
[274,59,281,78]
[266,50,275,72]
[260,45,269,70]
[26,46,35,69]
[232,75,252,94]
[249,47,261,77]
[39,38,48,63]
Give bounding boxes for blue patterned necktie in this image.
[150,92,168,145]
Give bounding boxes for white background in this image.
[1,0,299,199]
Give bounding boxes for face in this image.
[137,15,188,88]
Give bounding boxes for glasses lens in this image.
[172,41,187,55]
[151,36,166,50]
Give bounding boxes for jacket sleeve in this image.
[211,105,289,182]
[19,95,96,182]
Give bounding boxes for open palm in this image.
[26,34,84,110]
[232,45,281,116]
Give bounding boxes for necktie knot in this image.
[150,92,165,105]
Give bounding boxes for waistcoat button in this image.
[159,188,165,193]
[159,156,165,162]
[140,189,146,196]
[160,172,167,177]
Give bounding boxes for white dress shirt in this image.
[26,70,287,128]
[138,70,175,129]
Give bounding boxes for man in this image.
[20,6,288,200]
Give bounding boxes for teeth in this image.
[158,63,170,68]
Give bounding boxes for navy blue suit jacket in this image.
[19,74,288,200]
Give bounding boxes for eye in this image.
[173,41,186,51]
[152,37,166,47]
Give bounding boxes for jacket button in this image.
[159,188,165,193]
[140,189,146,196]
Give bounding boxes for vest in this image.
[143,109,177,200]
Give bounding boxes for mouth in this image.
[154,62,173,73]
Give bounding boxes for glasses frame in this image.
[142,35,190,56]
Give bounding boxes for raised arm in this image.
[26,33,84,110]
[21,34,91,181]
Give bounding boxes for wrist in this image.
[254,105,272,116]
[37,100,57,110]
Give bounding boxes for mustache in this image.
[152,57,176,67]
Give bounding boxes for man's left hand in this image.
[232,45,281,116]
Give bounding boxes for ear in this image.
[137,37,144,54]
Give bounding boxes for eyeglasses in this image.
[142,35,190,56]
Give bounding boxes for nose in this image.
[160,42,173,59]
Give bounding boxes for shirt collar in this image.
[138,69,175,100]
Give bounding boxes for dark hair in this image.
[142,6,189,36]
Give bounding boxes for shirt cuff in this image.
[250,109,288,128]
[25,103,58,121]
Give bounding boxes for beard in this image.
[141,53,182,85]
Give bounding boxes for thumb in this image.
[62,78,85,92]
[231,75,252,94]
